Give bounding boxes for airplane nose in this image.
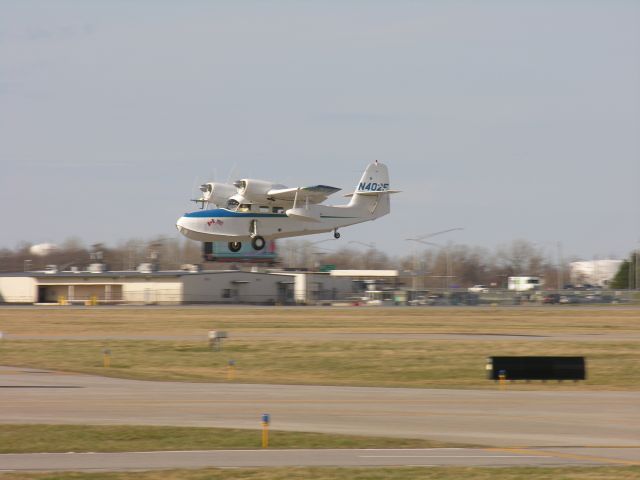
[176,216,188,233]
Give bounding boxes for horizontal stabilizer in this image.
[344,190,401,198]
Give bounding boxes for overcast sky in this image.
[1,1,639,260]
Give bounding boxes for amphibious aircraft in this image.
[176,161,398,251]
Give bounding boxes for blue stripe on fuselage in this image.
[184,208,287,218]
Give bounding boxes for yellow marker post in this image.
[261,413,270,448]
[498,369,507,389]
[103,349,111,368]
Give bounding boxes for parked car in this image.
[559,295,582,304]
[449,292,479,306]
[542,293,561,304]
[467,285,489,293]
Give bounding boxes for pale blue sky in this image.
[1,1,639,259]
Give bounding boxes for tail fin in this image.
[347,161,397,217]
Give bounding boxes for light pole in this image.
[636,242,639,291]
[405,228,464,291]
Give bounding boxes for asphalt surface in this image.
[1,368,639,452]
[3,447,639,471]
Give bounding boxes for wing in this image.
[267,185,341,204]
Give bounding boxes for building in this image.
[0,270,295,305]
[0,267,365,305]
[569,260,623,287]
[278,272,354,304]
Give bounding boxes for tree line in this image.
[3,236,620,290]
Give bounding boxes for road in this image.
[1,367,638,449]
[2,447,639,471]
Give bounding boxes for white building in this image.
[278,272,354,304]
[0,268,361,305]
[570,260,623,287]
[0,270,295,305]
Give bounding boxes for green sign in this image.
[319,264,337,272]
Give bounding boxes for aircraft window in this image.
[226,199,239,210]
[259,206,270,213]
[272,206,284,214]
[239,204,252,212]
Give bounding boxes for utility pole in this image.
[556,241,563,291]
[406,228,464,293]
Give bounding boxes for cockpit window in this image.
[259,206,270,213]
[272,206,284,214]
[226,199,239,211]
[238,204,252,212]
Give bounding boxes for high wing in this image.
[267,185,341,204]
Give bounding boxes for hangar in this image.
[0,269,355,305]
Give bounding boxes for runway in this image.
[1,367,638,451]
[2,447,639,471]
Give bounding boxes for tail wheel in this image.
[251,236,266,251]
[334,230,341,239]
[228,241,242,252]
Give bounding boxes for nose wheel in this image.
[333,229,341,239]
[228,241,242,252]
[251,236,266,251]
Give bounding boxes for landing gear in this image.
[228,241,242,252]
[333,229,341,239]
[251,236,266,251]
[248,219,266,250]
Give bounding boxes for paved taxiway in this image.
[1,367,638,451]
[3,447,639,471]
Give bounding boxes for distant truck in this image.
[508,276,542,292]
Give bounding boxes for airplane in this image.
[176,161,398,251]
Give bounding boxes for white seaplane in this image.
[176,161,398,251]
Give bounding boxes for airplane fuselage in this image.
[176,161,394,247]
[176,204,373,242]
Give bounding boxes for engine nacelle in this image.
[233,179,286,203]
[199,182,237,207]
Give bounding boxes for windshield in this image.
[226,199,239,211]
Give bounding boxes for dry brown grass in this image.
[1,306,638,389]
[1,306,639,336]
[1,466,639,480]
[1,338,638,389]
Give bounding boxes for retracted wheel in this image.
[251,236,266,251]
[228,241,242,252]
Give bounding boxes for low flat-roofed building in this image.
[0,270,296,305]
[276,272,354,304]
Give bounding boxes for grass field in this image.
[1,466,639,480]
[0,307,638,389]
[1,338,639,389]
[1,307,638,479]
[0,425,462,454]
[1,306,639,336]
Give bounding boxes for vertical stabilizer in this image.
[347,161,392,217]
